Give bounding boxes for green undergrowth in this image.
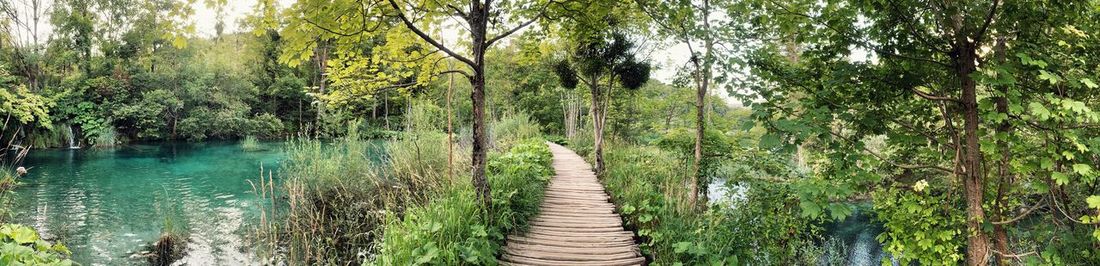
[598,143,823,265]
[374,138,553,265]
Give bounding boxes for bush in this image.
[375,139,552,265]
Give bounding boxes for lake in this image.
[11,141,285,265]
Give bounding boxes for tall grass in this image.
[257,106,548,265]
[260,125,466,265]
[91,127,117,148]
[374,139,552,265]
[240,135,261,151]
[490,113,541,150]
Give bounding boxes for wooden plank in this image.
[500,254,645,266]
[501,142,644,265]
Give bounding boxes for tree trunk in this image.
[957,37,990,266]
[468,0,491,205]
[991,37,1013,265]
[588,78,606,175]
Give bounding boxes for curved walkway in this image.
[499,142,644,266]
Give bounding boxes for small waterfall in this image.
[64,124,80,149]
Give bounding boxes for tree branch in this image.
[973,0,1000,46]
[827,130,955,174]
[387,0,477,68]
[992,199,1045,225]
[912,87,961,102]
[486,14,540,46]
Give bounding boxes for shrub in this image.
[374,139,552,265]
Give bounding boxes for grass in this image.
[257,125,466,265]
[240,136,262,151]
[374,138,553,265]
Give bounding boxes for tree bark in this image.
[468,0,491,205]
[956,35,990,266]
[990,37,1012,266]
[588,77,606,175]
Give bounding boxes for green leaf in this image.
[1073,164,1093,176]
[9,226,37,244]
[1082,78,1099,89]
[1038,70,1061,84]
[1052,172,1070,186]
[673,241,692,253]
[799,200,822,218]
[1040,158,1054,170]
[759,133,781,149]
[1087,195,1100,209]
[1029,102,1051,121]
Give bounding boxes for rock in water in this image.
[16,167,26,176]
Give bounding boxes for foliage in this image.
[740,0,1100,263]
[375,139,552,265]
[0,224,74,266]
[598,143,820,265]
[873,187,965,265]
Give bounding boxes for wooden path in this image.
[499,142,644,266]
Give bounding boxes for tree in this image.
[280,0,554,204]
[554,32,651,174]
[744,0,1100,264]
[634,0,746,208]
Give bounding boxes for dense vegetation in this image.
[0,0,1099,265]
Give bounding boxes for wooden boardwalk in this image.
[499,142,644,266]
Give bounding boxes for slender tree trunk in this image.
[315,43,329,126]
[447,61,455,182]
[587,78,606,174]
[468,0,491,205]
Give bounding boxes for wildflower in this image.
[914,179,929,192]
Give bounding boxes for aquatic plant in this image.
[90,127,117,148]
[240,136,262,152]
[0,223,74,265]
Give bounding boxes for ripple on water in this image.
[11,142,287,265]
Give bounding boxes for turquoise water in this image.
[11,141,286,265]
